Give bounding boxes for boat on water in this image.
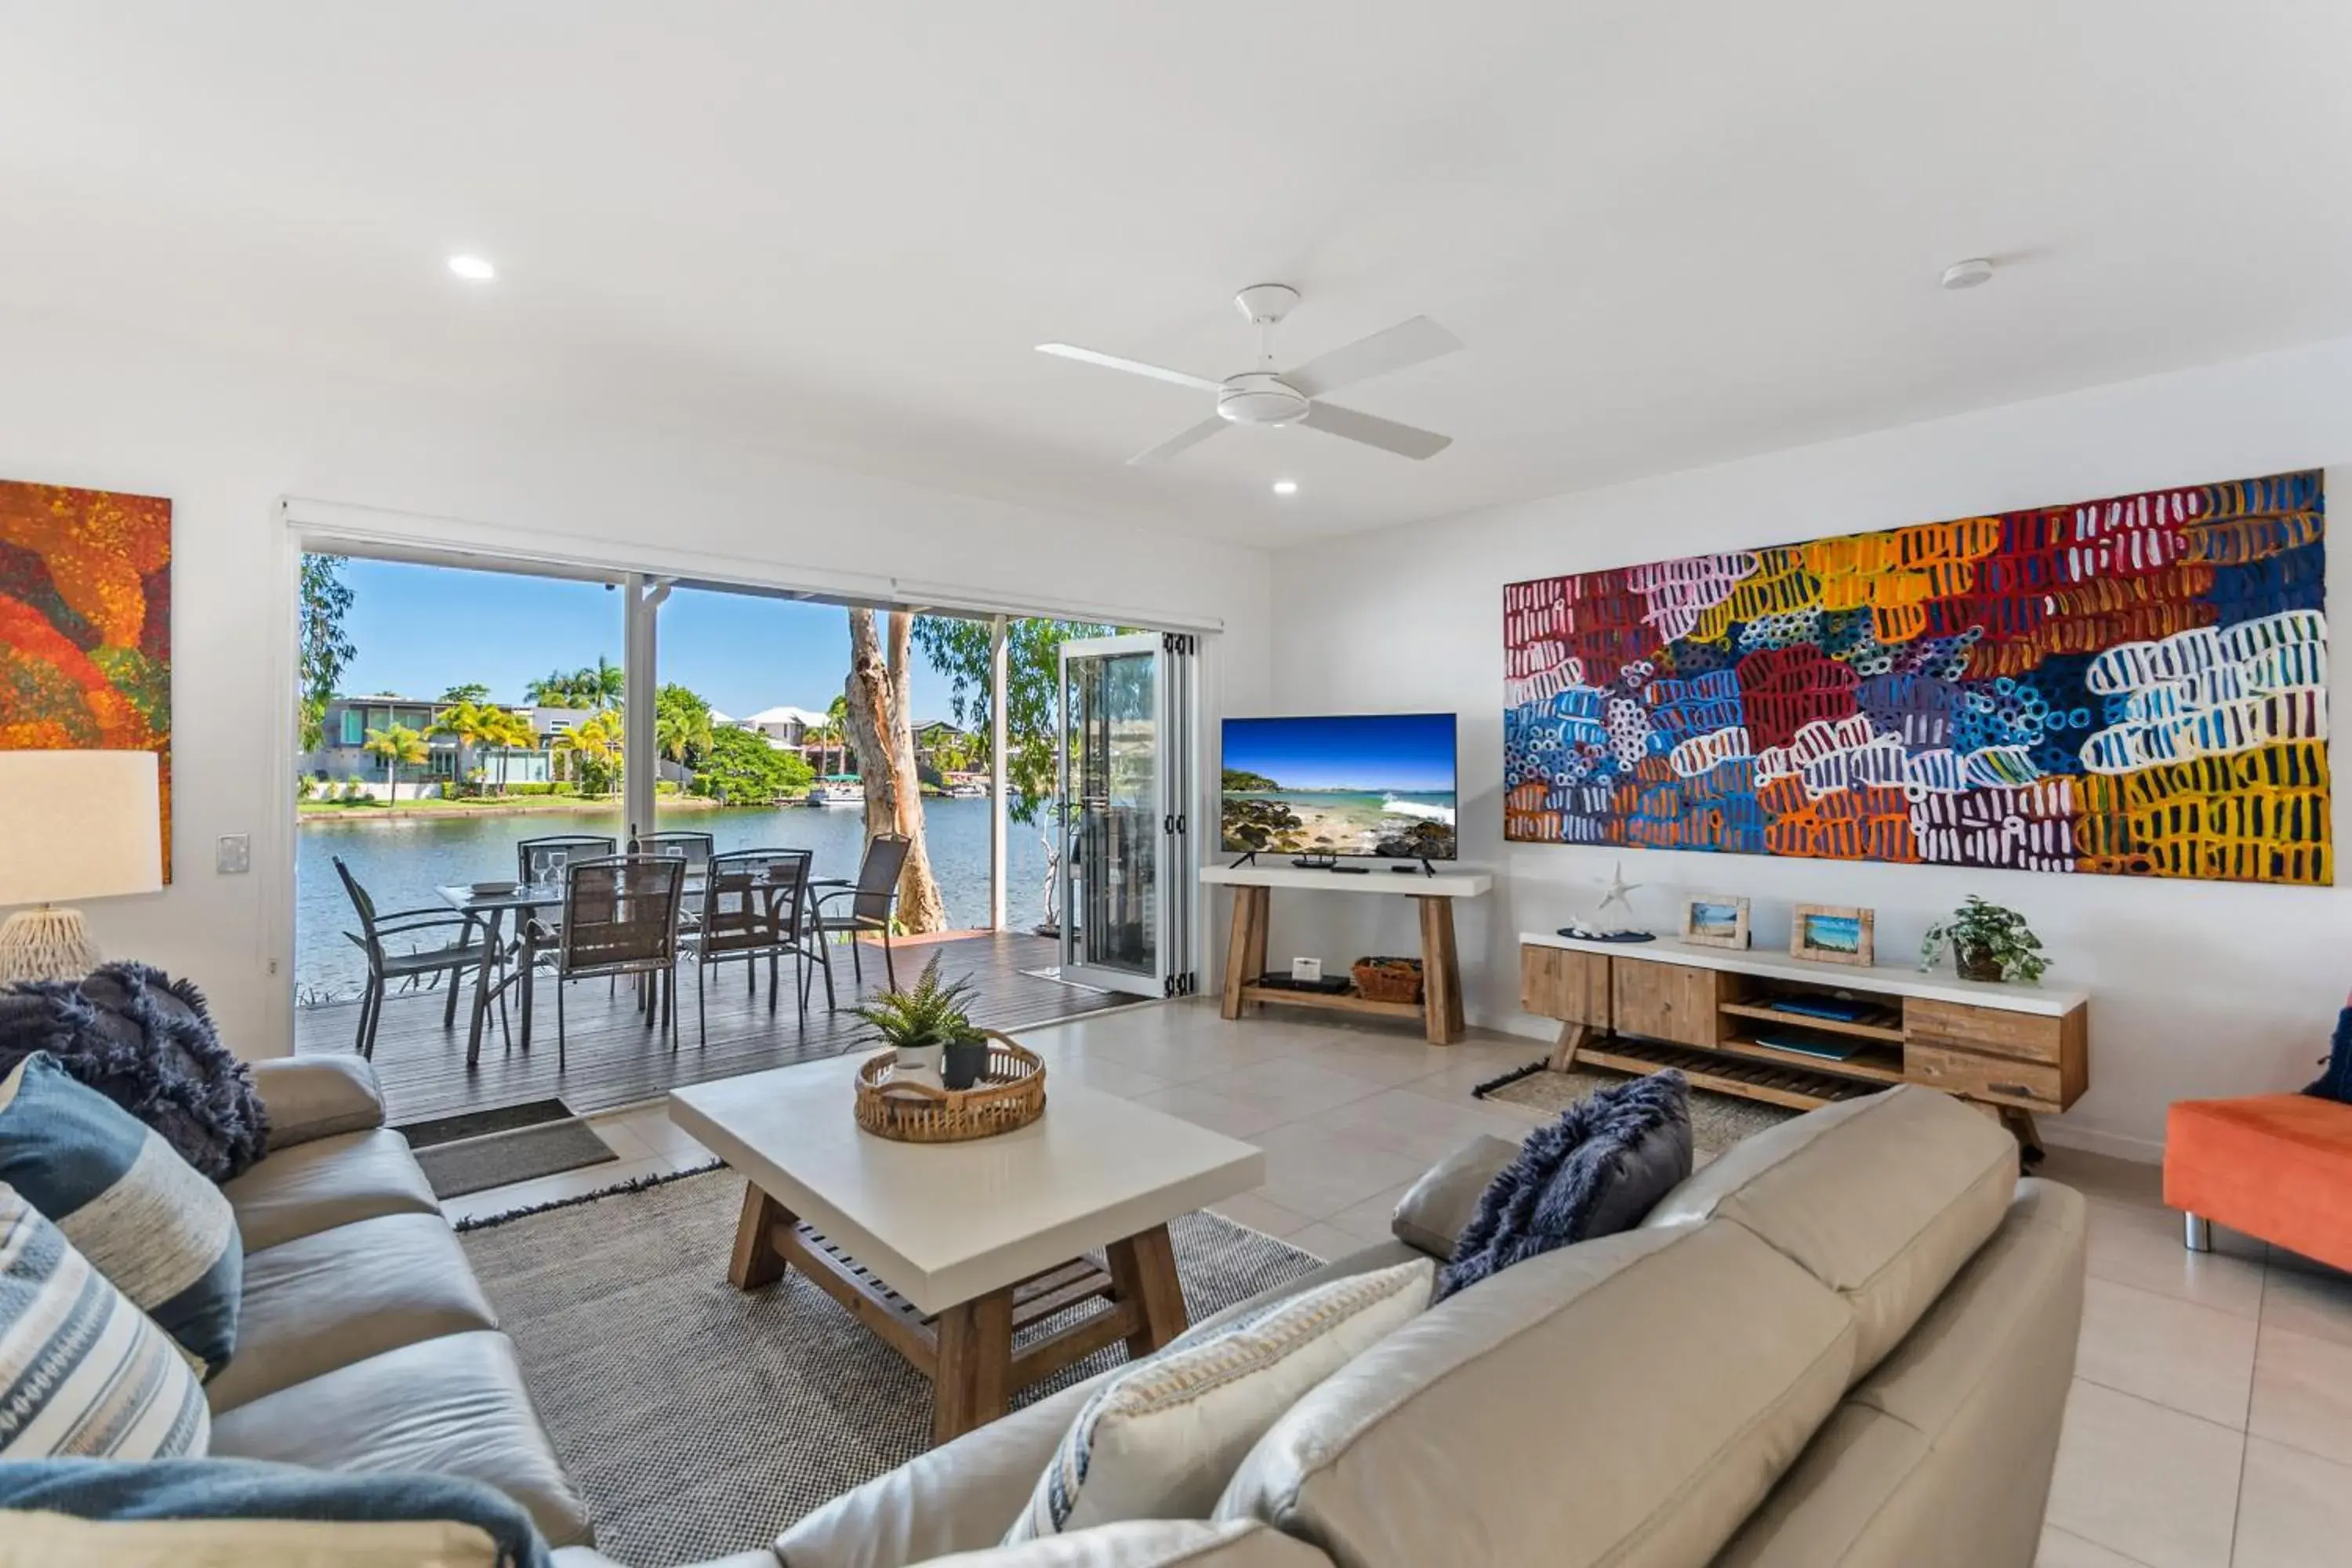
[946,779,989,799]
[805,775,864,807]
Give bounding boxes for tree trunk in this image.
[845,608,949,934]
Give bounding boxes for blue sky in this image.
[1222,713,1456,793]
[336,560,965,720]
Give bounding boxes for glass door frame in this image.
[1056,630,1197,996]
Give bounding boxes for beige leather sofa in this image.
[592,1083,2082,1568]
[210,1057,593,1549]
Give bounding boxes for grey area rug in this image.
[1485,1065,1799,1156]
[412,1119,617,1200]
[459,1167,1320,1566]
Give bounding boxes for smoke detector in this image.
[1940,258,1996,291]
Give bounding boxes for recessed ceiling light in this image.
[1272,480,1299,495]
[447,255,496,281]
[1940,258,1995,291]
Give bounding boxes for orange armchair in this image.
[2165,1092,2352,1272]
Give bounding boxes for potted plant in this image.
[851,955,982,1087]
[1920,896,2049,984]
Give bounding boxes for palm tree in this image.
[589,656,624,712]
[361,724,429,804]
[523,669,578,707]
[552,710,623,795]
[482,708,537,793]
[428,700,500,791]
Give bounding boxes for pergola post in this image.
[989,614,1009,931]
[623,573,673,843]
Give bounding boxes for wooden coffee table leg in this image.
[931,1286,1014,1445]
[728,1183,794,1290]
[1105,1224,1189,1359]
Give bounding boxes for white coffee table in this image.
[670,1059,1265,1442]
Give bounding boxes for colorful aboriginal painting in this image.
[0,480,173,880]
[1502,470,2328,887]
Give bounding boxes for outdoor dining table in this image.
[435,864,815,1068]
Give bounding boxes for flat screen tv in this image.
[1220,713,1457,861]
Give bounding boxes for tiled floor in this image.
[441,997,2352,1566]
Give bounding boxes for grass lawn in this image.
[297,793,727,818]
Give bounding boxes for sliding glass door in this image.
[1056,633,1195,995]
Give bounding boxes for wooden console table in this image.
[1519,932,2088,1145]
[1206,864,1493,1044]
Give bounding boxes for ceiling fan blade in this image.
[1127,418,1229,466]
[1299,401,1452,460]
[1281,316,1461,400]
[1036,343,1222,394]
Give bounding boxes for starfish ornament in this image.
[1595,860,1643,917]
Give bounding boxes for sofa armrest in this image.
[1389,1134,1519,1260]
[250,1055,387,1147]
[775,1372,1109,1568]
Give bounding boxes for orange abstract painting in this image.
[0,480,172,880]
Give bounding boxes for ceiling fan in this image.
[1037,284,1461,466]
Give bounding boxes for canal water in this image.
[296,798,1051,1001]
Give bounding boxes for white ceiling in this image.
[3,2,2350,545]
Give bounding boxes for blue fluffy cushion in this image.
[1437,1069,1692,1301]
[0,1053,242,1376]
[0,1457,549,1568]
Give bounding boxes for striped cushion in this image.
[0,1182,210,1458]
[0,1054,242,1377]
[1006,1255,1434,1543]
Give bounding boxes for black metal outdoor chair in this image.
[811,832,910,991]
[678,848,833,1042]
[515,834,619,885]
[332,856,501,1061]
[517,855,685,1065]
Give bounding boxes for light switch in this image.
[216,834,250,875]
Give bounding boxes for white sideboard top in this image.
[1203,863,1493,899]
[1519,931,2087,1016]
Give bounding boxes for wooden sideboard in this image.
[1519,932,2088,1147]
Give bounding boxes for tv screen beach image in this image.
[1221,713,1457,860]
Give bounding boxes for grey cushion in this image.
[1217,1221,1856,1568]
[1643,1085,2018,1377]
[205,1213,499,1414]
[221,1128,441,1253]
[208,1330,591,1548]
[1715,1180,2087,1566]
[1388,1136,1518,1260]
[245,1057,387,1148]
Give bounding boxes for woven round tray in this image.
[854,1030,1047,1143]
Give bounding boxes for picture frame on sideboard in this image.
[1680,895,1751,950]
[1790,904,1875,967]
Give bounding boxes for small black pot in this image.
[942,1037,989,1091]
[1956,947,2005,983]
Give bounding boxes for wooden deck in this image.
[293,931,1145,1127]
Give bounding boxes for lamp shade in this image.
[0,751,164,906]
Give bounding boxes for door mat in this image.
[412,1118,618,1200]
[399,1098,576,1150]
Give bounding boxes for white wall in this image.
[0,307,1271,1058]
[1265,333,2352,1160]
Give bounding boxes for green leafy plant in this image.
[850,953,982,1051]
[1920,896,2048,984]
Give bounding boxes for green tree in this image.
[693,724,813,803]
[553,710,623,794]
[439,682,493,704]
[482,707,538,793]
[588,655,625,711]
[427,700,503,794]
[524,669,579,707]
[655,684,714,766]
[361,723,428,804]
[297,555,357,751]
[910,616,1122,924]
